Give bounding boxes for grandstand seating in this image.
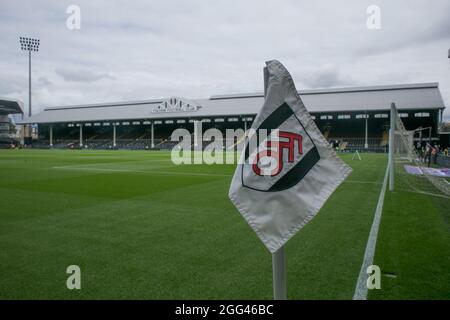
[30,115,431,152]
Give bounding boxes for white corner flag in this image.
[229,60,352,254]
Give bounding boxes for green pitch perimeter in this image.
[0,150,448,299]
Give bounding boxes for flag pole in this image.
[264,66,287,300]
[272,247,287,299]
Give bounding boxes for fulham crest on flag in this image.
[229,60,352,253]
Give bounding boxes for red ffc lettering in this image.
[252,131,303,176]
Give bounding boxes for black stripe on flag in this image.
[242,102,320,192]
[268,146,320,192]
[244,103,293,161]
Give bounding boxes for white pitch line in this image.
[353,163,389,300]
[52,166,230,177]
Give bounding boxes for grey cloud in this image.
[356,9,450,58]
[0,79,23,95]
[297,65,353,89]
[37,77,52,87]
[54,67,115,82]
[0,0,448,120]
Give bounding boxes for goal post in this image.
[389,103,450,198]
[389,104,395,191]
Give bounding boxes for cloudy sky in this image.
[1,0,449,120]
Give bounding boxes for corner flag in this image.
[228,60,352,254]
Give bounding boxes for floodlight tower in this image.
[19,36,40,143]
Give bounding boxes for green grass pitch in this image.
[0,150,448,299]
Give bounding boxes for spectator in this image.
[431,144,438,165]
[425,143,431,166]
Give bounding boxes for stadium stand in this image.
[0,98,23,148]
[19,83,446,151]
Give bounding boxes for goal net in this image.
[391,105,450,198]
